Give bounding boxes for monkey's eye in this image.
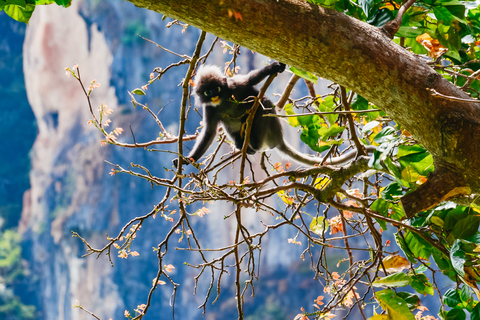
[204,87,221,97]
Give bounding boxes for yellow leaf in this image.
[430,216,444,228]
[277,190,294,205]
[310,216,329,235]
[314,176,331,190]
[368,315,391,320]
[379,1,400,10]
[416,33,448,59]
[401,167,419,184]
[382,255,410,273]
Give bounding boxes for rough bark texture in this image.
[127,0,480,217]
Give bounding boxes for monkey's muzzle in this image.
[211,96,220,105]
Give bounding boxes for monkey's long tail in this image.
[277,141,376,167]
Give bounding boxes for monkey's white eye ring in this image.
[216,87,221,93]
[204,91,209,97]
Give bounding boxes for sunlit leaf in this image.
[3,3,35,23]
[382,255,410,273]
[318,123,345,141]
[362,120,381,133]
[372,272,411,287]
[284,103,300,127]
[368,315,390,320]
[132,88,146,95]
[289,67,318,83]
[381,181,403,200]
[277,190,294,205]
[373,126,396,144]
[404,231,433,260]
[314,176,331,190]
[416,33,448,58]
[444,289,463,309]
[310,216,329,235]
[375,289,416,320]
[409,273,434,295]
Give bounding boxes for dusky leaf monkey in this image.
[173,62,373,167]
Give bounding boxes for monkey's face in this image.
[202,86,222,105]
[197,84,224,106]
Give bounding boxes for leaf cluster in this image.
[0,0,70,24]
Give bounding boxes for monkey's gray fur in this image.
[173,62,374,167]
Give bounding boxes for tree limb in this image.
[128,0,480,216]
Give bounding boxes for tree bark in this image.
[128,0,480,217]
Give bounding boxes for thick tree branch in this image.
[129,0,480,215]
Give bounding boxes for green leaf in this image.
[396,292,421,310]
[381,181,403,200]
[445,308,466,320]
[382,158,402,181]
[450,239,467,277]
[397,144,427,158]
[375,289,416,320]
[317,95,337,125]
[404,231,433,260]
[368,8,394,27]
[289,67,318,84]
[409,273,434,295]
[444,206,468,231]
[358,0,374,17]
[132,88,146,95]
[318,123,345,141]
[443,288,463,309]
[397,145,434,176]
[460,285,470,303]
[396,233,417,263]
[372,272,411,287]
[3,3,35,23]
[396,26,426,37]
[371,198,389,230]
[351,95,369,110]
[284,103,300,127]
[471,302,480,320]
[432,250,457,281]
[451,214,480,239]
[434,7,456,25]
[306,0,339,7]
[53,0,71,7]
[446,5,467,24]
[373,126,396,144]
[35,0,57,4]
[4,0,26,6]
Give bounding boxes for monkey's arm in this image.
[185,107,219,163]
[242,62,286,87]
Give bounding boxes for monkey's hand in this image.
[271,61,286,74]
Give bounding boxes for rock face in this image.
[21,2,121,319]
[19,1,318,319]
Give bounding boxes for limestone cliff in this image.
[19,1,317,319]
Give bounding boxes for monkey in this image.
[173,61,374,168]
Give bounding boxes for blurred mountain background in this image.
[0,1,335,319]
